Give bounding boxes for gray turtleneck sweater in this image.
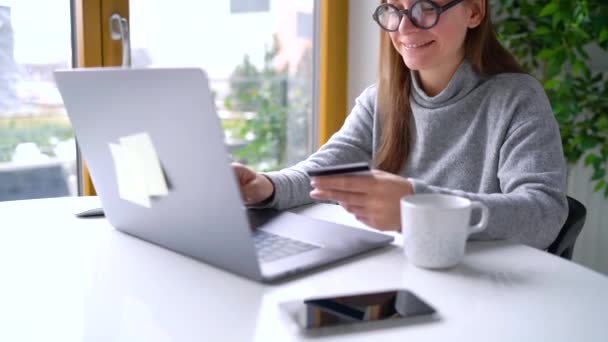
[262,60,568,249]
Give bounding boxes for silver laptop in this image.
[54,68,393,282]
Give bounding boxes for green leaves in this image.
[543,79,560,90]
[592,168,606,182]
[600,28,608,44]
[0,118,73,162]
[595,179,606,193]
[539,3,558,17]
[494,0,608,197]
[534,26,551,36]
[597,116,608,131]
[223,35,291,171]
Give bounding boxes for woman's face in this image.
[386,0,481,73]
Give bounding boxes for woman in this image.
[232,0,567,249]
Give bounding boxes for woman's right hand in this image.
[231,162,275,205]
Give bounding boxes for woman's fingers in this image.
[231,162,256,185]
[311,174,374,193]
[338,204,370,225]
[310,169,410,231]
[310,189,369,206]
[338,201,366,213]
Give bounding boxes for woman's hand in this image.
[309,170,414,231]
[231,162,274,205]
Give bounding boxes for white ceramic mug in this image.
[400,194,489,269]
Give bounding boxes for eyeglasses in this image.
[372,0,466,31]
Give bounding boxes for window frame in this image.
[73,0,129,195]
[317,0,349,147]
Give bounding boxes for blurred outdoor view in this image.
[0,1,75,201]
[130,0,316,171]
[0,0,315,202]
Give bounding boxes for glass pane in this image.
[129,0,315,171]
[0,1,76,201]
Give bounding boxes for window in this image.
[129,0,316,171]
[0,1,75,201]
[0,1,348,199]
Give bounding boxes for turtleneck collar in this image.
[410,59,482,109]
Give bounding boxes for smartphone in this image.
[306,162,371,177]
[279,289,437,331]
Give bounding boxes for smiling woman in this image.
[233,0,568,251]
[375,0,523,172]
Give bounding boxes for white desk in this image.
[0,197,607,342]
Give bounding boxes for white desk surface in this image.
[0,196,607,342]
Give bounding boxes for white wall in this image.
[346,0,608,274]
[570,163,608,275]
[571,44,608,275]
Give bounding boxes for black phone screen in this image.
[281,289,436,330]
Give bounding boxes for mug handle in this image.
[468,201,489,235]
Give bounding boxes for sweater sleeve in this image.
[408,81,568,250]
[259,86,377,210]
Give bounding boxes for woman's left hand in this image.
[309,170,414,231]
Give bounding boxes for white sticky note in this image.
[109,132,169,208]
[109,143,151,208]
[120,133,169,197]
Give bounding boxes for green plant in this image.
[494,0,608,197]
[224,35,289,171]
[0,117,73,162]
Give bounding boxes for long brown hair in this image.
[374,0,525,173]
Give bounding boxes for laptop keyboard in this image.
[253,230,320,263]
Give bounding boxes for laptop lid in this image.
[55,68,263,281]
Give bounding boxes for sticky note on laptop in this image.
[109,132,168,208]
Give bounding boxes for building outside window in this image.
[0,1,75,201]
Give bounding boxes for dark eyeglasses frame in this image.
[372,0,466,31]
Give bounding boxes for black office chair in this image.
[547,196,587,260]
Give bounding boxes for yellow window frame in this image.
[318,0,349,146]
[74,0,129,195]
